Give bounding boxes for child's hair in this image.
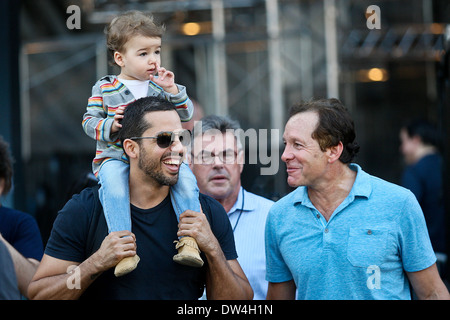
[105,10,166,66]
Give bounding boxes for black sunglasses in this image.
[130,130,191,149]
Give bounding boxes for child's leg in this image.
[170,162,200,221]
[98,160,131,233]
[98,160,138,276]
[170,162,204,267]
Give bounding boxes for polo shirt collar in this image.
[348,163,372,199]
[294,163,372,208]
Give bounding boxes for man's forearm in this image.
[0,237,39,298]
[28,258,102,300]
[176,210,252,299]
[205,245,253,300]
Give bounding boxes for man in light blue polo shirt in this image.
[265,98,450,300]
[191,115,274,300]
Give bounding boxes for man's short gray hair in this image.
[193,115,243,150]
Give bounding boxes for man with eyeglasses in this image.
[189,115,274,300]
[28,97,253,300]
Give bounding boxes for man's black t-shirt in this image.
[45,186,237,300]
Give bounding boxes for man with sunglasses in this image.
[189,115,274,300]
[28,97,253,300]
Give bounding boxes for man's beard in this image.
[138,148,180,186]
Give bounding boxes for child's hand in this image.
[150,64,179,95]
[111,106,125,133]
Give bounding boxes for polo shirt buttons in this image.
[323,227,331,249]
[367,229,372,235]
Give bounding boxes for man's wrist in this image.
[202,238,222,261]
[86,251,108,275]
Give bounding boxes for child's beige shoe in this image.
[173,236,204,267]
[114,255,140,277]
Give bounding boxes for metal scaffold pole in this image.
[266,0,286,194]
[266,0,284,133]
[212,0,228,116]
[324,0,339,99]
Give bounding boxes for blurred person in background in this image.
[399,119,446,272]
[0,136,43,298]
[182,99,204,132]
[0,240,20,299]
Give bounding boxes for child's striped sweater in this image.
[82,75,193,176]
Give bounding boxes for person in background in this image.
[0,136,43,298]
[0,241,20,299]
[265,98,449,300]
[399,119,446,270]
[182,99,204,132]
[190,115,273,299]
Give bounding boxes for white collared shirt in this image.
[227,187,274,300]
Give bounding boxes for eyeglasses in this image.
[130,130,191,149]
[195,149,238,164]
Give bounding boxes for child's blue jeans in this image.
[98,159,200,233]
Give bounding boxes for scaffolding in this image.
[20,0,333,199]
[16,0,450,205]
